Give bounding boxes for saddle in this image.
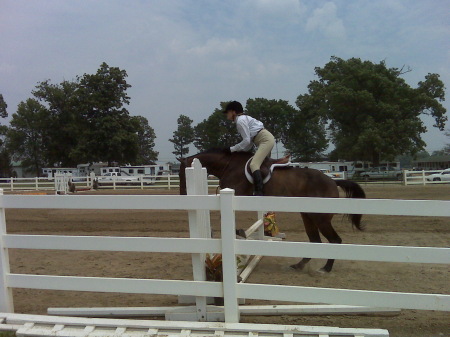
[245,154,291,184]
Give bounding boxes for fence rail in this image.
[403,169,449,185]
[0,175,221,191]
[1,161,449,323]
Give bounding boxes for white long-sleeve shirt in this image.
[230,115,264,152]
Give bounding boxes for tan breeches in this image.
[250,129,275,173]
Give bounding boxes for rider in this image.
[223,101,275,196]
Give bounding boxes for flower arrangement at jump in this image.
[263,211,279,237]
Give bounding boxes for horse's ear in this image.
[177,157,187,166]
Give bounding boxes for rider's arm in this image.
[230,117,253,152]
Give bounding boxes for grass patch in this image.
[0,332,16,337]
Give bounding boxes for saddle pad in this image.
[245,157,292,184]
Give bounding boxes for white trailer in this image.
[101,163,173,177]
[297,161,355,179]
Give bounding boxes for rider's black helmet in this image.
[223,101,243,114]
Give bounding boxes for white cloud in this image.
[306,2,346,40]
[249,0,305,16]
[187,38,248,57]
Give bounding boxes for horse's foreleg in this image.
[290,213,321,271]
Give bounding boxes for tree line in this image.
[0,63,158,176]
[0,57,447,177]
[170,57,447,165]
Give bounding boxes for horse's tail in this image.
[335,179,366,231]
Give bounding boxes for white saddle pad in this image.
[244,157,293,184]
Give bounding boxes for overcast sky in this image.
[1,0,449,163]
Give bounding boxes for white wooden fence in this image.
[0,175,214,191]
[403,169,449,185]
[0,161,449,325]
[0,177,55,191]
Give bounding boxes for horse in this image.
[178,148,366,273]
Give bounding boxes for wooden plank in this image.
[239,305,400,316]
[238,283,450,311]
[4,235,221,254]
[239,255,263,283]
[0,194,220,211]
[1,313,390,336]
[2,193,448,217]
[244,219,263,238]
[232,195,450,217]
[0,189,13,312]
[48,304,399,318]
[220,188,240,323]
[7,274,222,297]
[235,240,450,264]
[186,160,211,322]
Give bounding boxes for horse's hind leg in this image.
[290,213,322,271]
[316,214,342,273]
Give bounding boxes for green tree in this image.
[193,102,240,152]
[283,94,328,161]
[299,56,447,165]
[0,94,9,144]
[7,99,49,176]
[75,62,138,165]
[445,129,450,155]
[0,94,12,176]
[132,116,158,164]
[32,79,81,166]
[0,94,7,118]
[245,98,297,158]
[245,98,292,142]
[170,114,194,158]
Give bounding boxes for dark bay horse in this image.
[178,148,366,273]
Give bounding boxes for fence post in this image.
[89,172,95,188]
[257,211,265,240]
[422,170,426,185]
[185,159,211,321]
[220,188,240,323]
[168,175,171,190]
[10,178,13,192]
[0,189,14,312]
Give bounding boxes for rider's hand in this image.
[223,147,232,154]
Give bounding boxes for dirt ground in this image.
[5,184,450,337]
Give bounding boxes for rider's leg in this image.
[252,170,264,196]
[250,130,275,196]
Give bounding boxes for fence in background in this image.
[0,175,196,192]
[403,169,449,185]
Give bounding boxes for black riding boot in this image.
[252,170,264,196]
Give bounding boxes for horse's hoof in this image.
[318,267,331,274]
[290,264,304,271]
[235,229,247,238]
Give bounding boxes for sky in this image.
[1,0,449,163]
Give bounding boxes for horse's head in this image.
[177,148,236,195]
[177,157,191,195]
